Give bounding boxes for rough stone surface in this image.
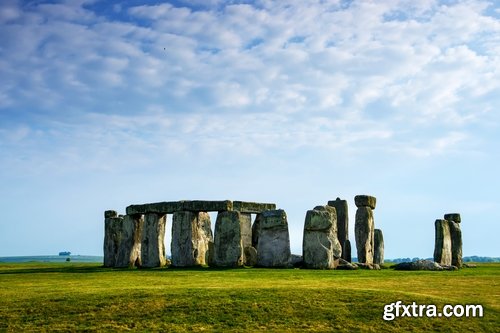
[356,262,380,270]
[393,259,443,271]
[444,213,461,223]
[433,219,452,266]
[104,210,118,218]
[354,195,377,209]
[303,205,342,269]
[213,211,251,267]
[255,209,291,268]
[233,201,276,213]
[327,198,349,261]
[373,229,384,265]
[115,214,143,268]
[171,211,213,267]
[141,213,167,268]
[355,206,375,264]
[448,220,463,268]
[127,200,233,215]
[338,258,358,270]
[244,246,258,266]
[343,239,352,263]
[103,216,123,267]
[290,254,303,267]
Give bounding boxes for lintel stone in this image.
[233,201,276,213]
[444,213,461,223]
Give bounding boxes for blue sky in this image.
[0,0,499,258]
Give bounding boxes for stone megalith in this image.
[171,211,213,267]
[354,195,376,264]
[343,239,352,263]
[141,213,167,268]
[433,219,452,266]
[303,205,342,269]
[327,198,349,262]
[373,229,384,265]
[103,210,122,267]
[254,209,291,268]
[115,214,143,268]
[446,214,462,268]
[213,211,252,267]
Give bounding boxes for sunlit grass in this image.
[0,263,498,331]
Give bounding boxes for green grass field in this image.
[0,263,498,332]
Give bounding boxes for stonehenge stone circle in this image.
[103,211,122,268]
[327,198,350,262]
[303,205,342,269]
[254,209,291,268]
[141,213,167,268]
[446,213,462,268]
[354,195,376,265]
[171,211,213,267]
[115,214,143,268]
[213,211,252,267]
[373,229,384,265]
[433,219,452,266]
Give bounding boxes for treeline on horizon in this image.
[384,256,500,263]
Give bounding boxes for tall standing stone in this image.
[213,211,252,267]
[171,211,213,267]
[445,214,462,268]
[255,209,291,268]
[141,213,167,268]
[327,198,349,262]
[343,239,352,263]
[115,214,143,268]
[433,219,452,266]
[373,229,384,265]
[354,195,376,264]
[303,205,342,269]
[103,210,122,267]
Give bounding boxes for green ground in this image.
[0,263,498,332]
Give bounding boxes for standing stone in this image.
[373,229,384,265]
[343,239,352,263]
[141,213,167,268]
[171,211,213,267]
[327,198,349,261]
[103,211,122,267]
[433,219,452,266]
[115,214,143,268]
[447,219,462,268]
[213,211,252,267]
[354,195,376,265]
[303,205,342,269]
[255,209,291,268]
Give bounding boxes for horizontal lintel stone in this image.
[233,201,276,213]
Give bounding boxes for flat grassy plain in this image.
[0,263,498,332]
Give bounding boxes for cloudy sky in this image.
[0,0,498,258]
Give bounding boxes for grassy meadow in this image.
[0,262,498,332]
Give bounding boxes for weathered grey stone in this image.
[213,211,251,267]
[343,239,352,263]
[244,246,257,266]
[290,254,303,267]
[181,200,233,212]
[171,211,213,267]
[354,195,377,209]
[115,215,143,268]
[303,205,342,269]
[433,219,452,266]
[141,213,166,268]
[444,213,461,223]
[126,200,233,215]
[104,210,118,218]
[393,259,443,271]
[373,229,384,265]
[103,215,123,267]
[448,220,463,268]
[327,198,349,261]
[255,209,291,268]
[356,262,380,270]
[354,206,375,264]
[337,258,358,270]
[233,201,276,213]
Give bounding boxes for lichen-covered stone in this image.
[433,219,452,266]
[255,209,291,268]
[213,211,251,267]
[103,216,123,267]
[104,210,118,218]
[444,213,461,223]
[115,215,143,268]
[171,211,213,267]
[327,198,349,261]
[374,229,384,265]
[448,221,462,268]
[303,205,341,269]
[354,195,377,209]
[141,213,167,268]
[343,239,352,263]
[354,206,374,264]
[244,246,257,266]
[233,201,276,213]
